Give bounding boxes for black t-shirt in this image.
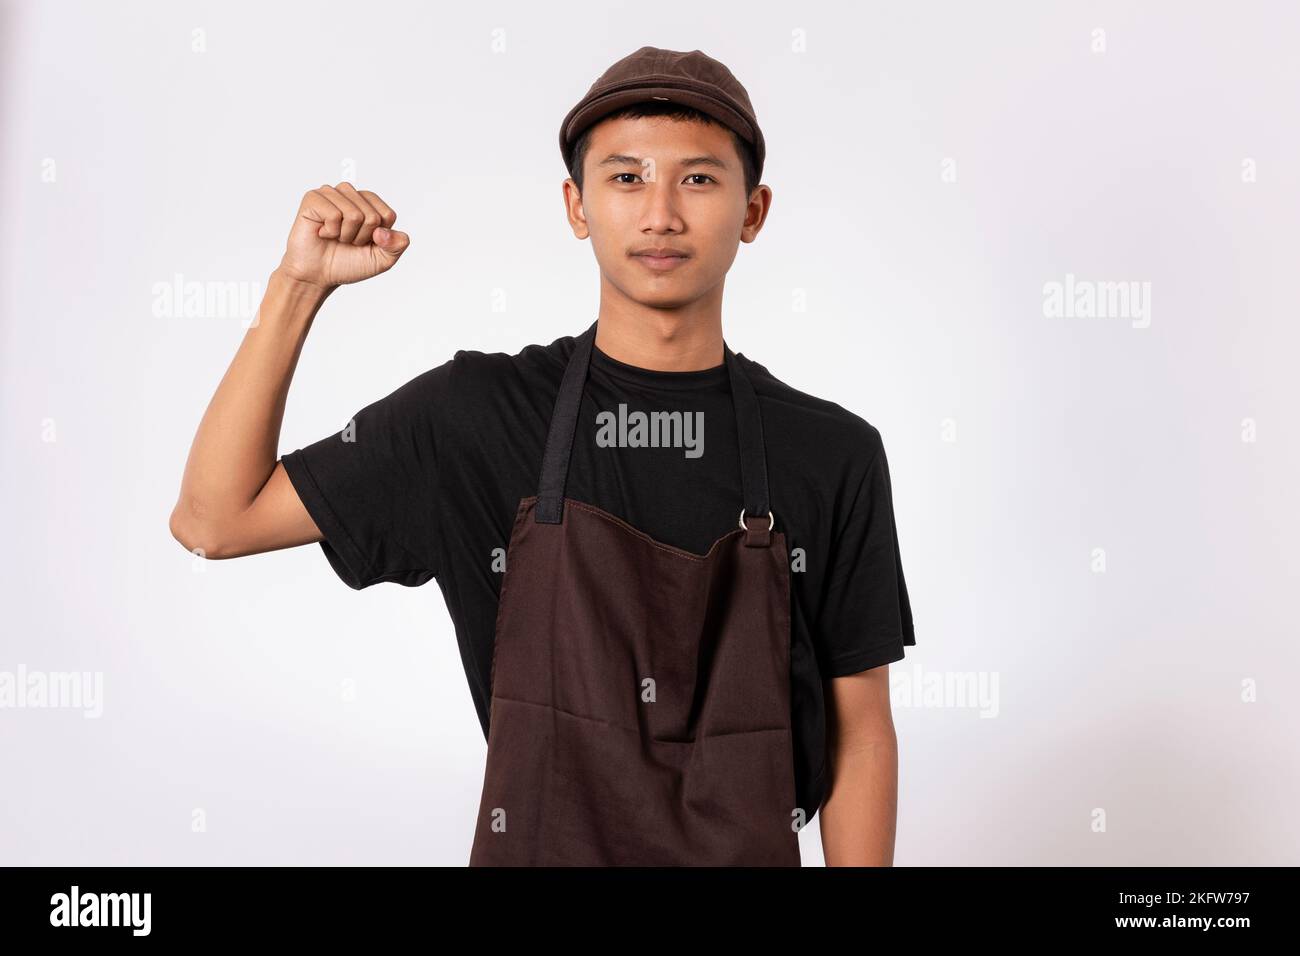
[280,330,916,818]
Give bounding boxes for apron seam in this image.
[491,693,795,740]
[564,497,744,561]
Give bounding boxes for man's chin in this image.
[628,287,701,310]
[599,268,708,311]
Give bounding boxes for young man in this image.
[170,46,915,866]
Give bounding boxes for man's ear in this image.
[563,179,590,239]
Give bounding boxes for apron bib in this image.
[469,320,801,866]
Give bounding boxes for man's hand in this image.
[278,182,410,290]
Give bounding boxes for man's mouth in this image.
[632,251,690,272]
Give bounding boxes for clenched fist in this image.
[278,183,411,289]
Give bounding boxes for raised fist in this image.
[278,183,410,289]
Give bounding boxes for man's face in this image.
[564,115,771,311]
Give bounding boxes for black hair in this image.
[567,101,760,199]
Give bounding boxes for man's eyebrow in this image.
[596,154,731,170]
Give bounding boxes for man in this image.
[170,46,916,866]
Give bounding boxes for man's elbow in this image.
[833,725,897,762]
[168,505,232,559]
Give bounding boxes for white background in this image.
[2,0,1297,865]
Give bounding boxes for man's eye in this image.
[611,173,716,185]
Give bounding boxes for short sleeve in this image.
[814,431,916,677]
[280,360,453,590]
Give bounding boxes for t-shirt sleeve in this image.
[814,428,916,677]
[279,360,453,590]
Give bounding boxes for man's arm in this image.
[168,182,410,559]
[818,664,899,866]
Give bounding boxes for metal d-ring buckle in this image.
[738,508,775,532]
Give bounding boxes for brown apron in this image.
[468,320,800,866]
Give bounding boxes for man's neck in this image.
[593,300,725,373]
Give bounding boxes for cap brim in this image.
[560,83,764,178]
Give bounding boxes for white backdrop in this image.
[2,0,1297,866]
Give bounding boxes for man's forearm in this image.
[818,730,899,866]
[170,268,332,539]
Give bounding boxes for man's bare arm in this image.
[818,664,900,866]
[168,182,410,559]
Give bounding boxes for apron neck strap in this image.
[535,319,771,526]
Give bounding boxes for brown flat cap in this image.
[559,46,765,182]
